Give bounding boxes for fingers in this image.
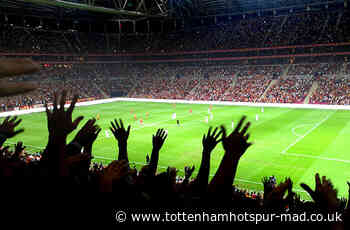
[240,121,251,135]
[59,90,67,111]
[207,127,212,136]
[114,119,120,129]
[300,183,314,198]
[68,94,78,116]
[8,116,17,123]
[220,125,227,139]
[315,173,321,191]
[13,118,22,128]
[127,125,131,137]
[53,92,58,112]
[213,128,222,140]
[110,121,117,133]
[2,116,10,126]
[119,119,124,130]
[95,128,101,137]
[233,116,246,134]
[12,129,24,137]
[72,116,84,129]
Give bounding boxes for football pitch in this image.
[6,101,350,200]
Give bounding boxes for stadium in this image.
[1,0,350,226]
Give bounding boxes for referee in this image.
[177,120,180,126]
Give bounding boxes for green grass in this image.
[6,101,350,200]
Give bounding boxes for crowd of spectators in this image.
[261,77,313,104]
[1,11,350,54]
[0,64,135,111]
[2,61,350,111]
[310,75,350,105]
[230,65,282,102]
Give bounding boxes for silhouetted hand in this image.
[264,178,293,208]
[72,118,101,150]
[152,128,167,151]
[110,119,130,146]
[45,91,84,138]
[110,119,130,161]
[209,116,252,196]
[0,116,24,139]
[202,127,222,154]
[301,173,339,211]
[12,141,25,160]
[221,116,252,159]
[148,128,168,176]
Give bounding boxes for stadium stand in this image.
[1,5,350,227]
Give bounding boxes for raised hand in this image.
[110,119,130,161]
[221,116,252,159]
[209,116,253,196]
[202,127,222,154]
[148,128,168,176]
[110,119,131,144]
[152,128,167,151]
[43,91,84,176]
[300,173,339,211]
[193,127,221,194]
[0,116,24,139]
[72,118,101,152]
[264,178,293,208]
[45,91,84,138]
[12,141,25,160]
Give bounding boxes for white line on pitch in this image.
[291,124,313,137]
[281,111,335,154]
[283,152,350,163]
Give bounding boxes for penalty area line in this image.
[281,111,335,154]
[282,152,350,163]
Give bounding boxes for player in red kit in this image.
[134,114,137,121]
[140,119,143,125]
[189,108,192,114]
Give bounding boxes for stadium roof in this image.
[0,0,345,20]
[0,0,168,21]
[171,0,345,17]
